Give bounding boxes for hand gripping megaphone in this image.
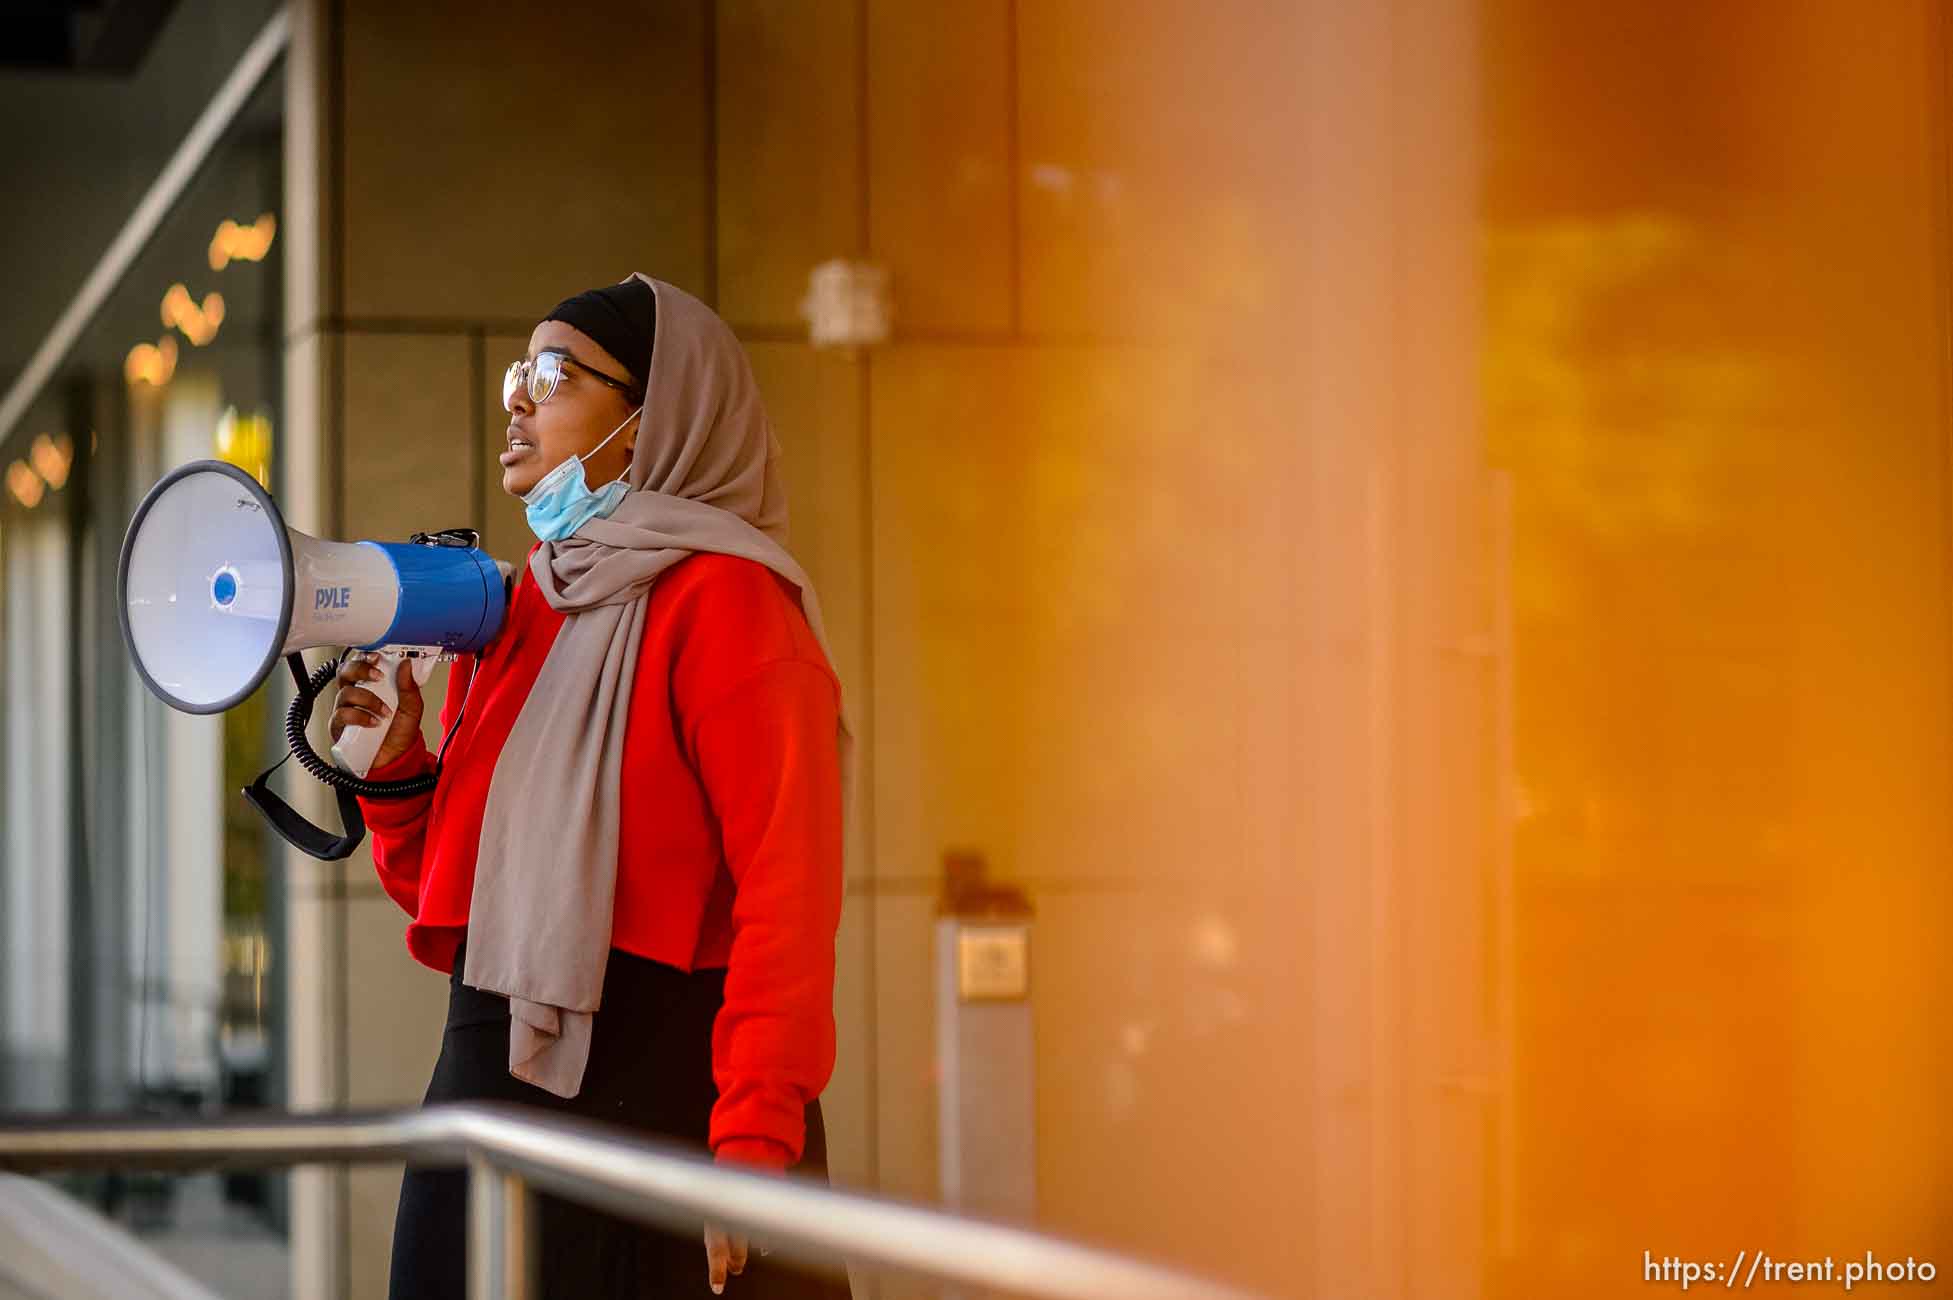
[117,459,508,860]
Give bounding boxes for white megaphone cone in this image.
[117,459,509,858]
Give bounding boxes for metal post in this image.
[468,1153,535,1299]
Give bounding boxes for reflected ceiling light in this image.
[213,405,272,486]
[30,433,72,490]
[161,283,226,346]
[125,335,180,387]
[7,461,45,509]
[208,212,277,271]
[0,11,288,458]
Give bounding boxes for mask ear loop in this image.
[600,404,645,488]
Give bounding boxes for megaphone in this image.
[117,459,508,859]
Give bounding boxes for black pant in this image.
[388,942,853,1299]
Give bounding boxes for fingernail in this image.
[711,1284,723,1296]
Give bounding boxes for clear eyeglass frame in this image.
[502,350,635,413]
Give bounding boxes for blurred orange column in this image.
[1295,2,1491,1297]
[1481,1,1953,1294]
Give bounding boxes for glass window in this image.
[0,30,290,1275]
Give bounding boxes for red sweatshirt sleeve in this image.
[688,658,845,1173]
[357,654,473,918]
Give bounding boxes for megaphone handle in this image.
[330,648,439,778]
[246,653,451,862]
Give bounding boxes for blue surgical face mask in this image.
[521,404,642,542]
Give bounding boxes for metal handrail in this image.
[0,1104,1258,1300]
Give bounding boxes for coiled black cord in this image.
[283,652,454,799]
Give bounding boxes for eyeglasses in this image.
[502,350,637,412]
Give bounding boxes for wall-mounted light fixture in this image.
[800,259,892,350]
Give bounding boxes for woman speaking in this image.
[329,274,854,1299]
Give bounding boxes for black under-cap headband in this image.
[542,277,656,393]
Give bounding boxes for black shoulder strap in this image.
[243,768,366,861]
[242,654,368,860]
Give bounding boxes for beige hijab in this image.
[462,274,855,1098]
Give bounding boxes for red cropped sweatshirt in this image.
[355,548,844,1173]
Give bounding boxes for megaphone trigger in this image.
[329,645,442,779]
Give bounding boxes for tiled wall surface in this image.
[282,2,1477,1297]
[281,3,1478,1298]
